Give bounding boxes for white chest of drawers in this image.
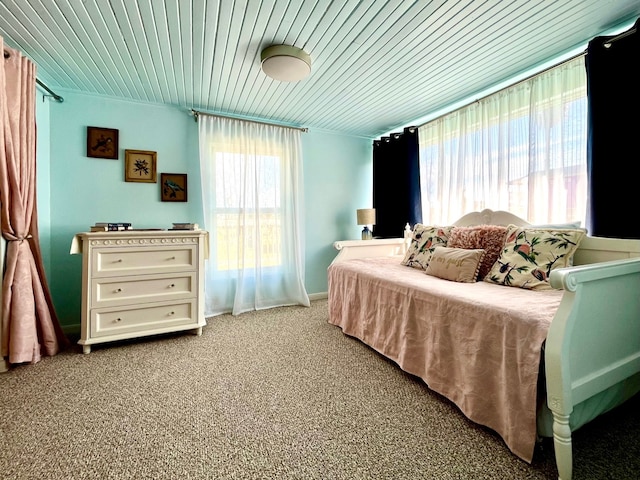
[71,230,208,353]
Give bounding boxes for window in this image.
[198,115,309,316]
[418,57,587,226]
[213,150,283,271]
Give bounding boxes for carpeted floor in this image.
[1,299,638,479]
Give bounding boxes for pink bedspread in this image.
[327,256,564,462]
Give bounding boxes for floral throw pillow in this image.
[401,224,454,270]
[484,225,586,290]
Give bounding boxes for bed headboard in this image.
[452,209,640,265]
[452,209,531,227]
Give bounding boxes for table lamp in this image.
[357,208,376,240]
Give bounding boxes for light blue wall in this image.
[302,129,372,294]
[40,91,372,328]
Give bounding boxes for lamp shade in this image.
[356,208,376,225]
[261,45,311,82]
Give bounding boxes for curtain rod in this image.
[190,109,308,133]
[412,21,637,133]
[414,49,587,131]
[604,27,636,48]
[4,49,64,103]
[35,79,64,103]
[442,22,637,117]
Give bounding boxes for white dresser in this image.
[71,230,208,353]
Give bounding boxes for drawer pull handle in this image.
[115,259,122,263]
[170,311,175,315]
[116,288,122,293]
[169,256,176,260]
[169,283,175,288]
[115,318,122,323]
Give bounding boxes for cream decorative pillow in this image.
[425,246,485,283]
[448,224,508,280]
[484,225,586,290]
[401,224,454,270]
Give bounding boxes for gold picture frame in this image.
[160,173,188,202]
[125,150,157,183]
[87,126,119,159]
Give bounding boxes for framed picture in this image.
[161,173,188,202]
[87,126,119,159]
[125,149,157,183]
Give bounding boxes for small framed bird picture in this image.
[125,149,157,183]
[87,126,119,159]
[161,173,187,202]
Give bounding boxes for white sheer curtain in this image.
[418,56,587,226]
[198,114,310,316]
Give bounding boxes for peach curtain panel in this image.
[0,38,67,365]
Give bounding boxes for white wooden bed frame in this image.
[332,209,640,480]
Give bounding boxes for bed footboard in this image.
[546,257,640,480]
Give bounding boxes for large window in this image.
[198,115,309,316]
[213,151,282,271]
[418,57,587,226]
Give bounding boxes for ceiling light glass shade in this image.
[261,45,311,82]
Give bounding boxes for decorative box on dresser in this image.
[70,230,208,354]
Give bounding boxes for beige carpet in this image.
[1,299,638,479]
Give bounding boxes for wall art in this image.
[161,173,187,202]
[87,126,119,159]
[125,149,157,183]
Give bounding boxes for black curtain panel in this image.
[372,126,422,238]
[585,18,640,239]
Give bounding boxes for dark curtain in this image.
[585,18,640,239]
[372,126,422,238]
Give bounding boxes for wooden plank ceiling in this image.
[1,0,639,138]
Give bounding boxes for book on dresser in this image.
[91,222,132,232]
[170,222,199,230]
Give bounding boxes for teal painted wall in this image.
[302,129,372,294]
[41,91,371,329]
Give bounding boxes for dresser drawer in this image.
[91,272,196,308]
[90,299,196,338]
[92,245,196,277]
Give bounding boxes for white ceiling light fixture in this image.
[261,45,311,82]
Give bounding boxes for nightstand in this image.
[331,238,407,264]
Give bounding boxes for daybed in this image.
[327,209,640,480]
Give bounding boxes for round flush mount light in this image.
[260,45,311,82]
